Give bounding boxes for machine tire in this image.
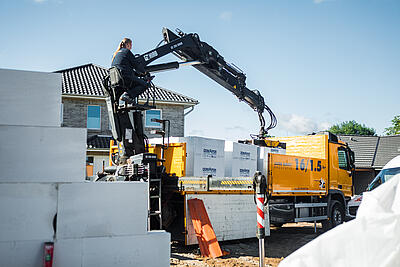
[330,200,345,227]
[322,200,344,231]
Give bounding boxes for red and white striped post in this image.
[253,172,267,267]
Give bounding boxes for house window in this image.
[145,109,162,128]
[87,105,101,130]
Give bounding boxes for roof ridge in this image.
[154,85,199,103]
[379,134,400,138]
[55,63,108,73]
[54,63,94,73]
[371,136,380,167]
[338,134,378,137]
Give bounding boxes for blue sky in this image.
[1,0,399,140]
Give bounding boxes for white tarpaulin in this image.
[279,174,400,267]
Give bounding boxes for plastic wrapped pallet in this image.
[224,141,258,177]
[150,136,225,177]
[257,146,286,176]
[182,136,225,177]
[279,174,400,267]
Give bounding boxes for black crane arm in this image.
[134,28,276,137]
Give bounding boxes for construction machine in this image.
[100,28,356,243]
[99,28,277,234]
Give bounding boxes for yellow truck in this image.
[105,132,354,243]
[268,132,355,230]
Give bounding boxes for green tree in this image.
[329,120,376,136]
[384,115,400,135]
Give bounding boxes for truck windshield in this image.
[367,167,400,191]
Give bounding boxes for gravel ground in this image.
[170,223,322,267]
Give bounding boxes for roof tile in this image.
[55,63,199,105]
[339,135,400,169]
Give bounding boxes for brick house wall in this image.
[62,97,111,136]
[145,103,185,138]
[62,97,185,138]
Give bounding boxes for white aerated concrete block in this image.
[54,232,170,267]
[184,137,225,177]
[0,239,48,267]
[225,141,257,177]
[0,68,61,127]
[0,183,57,242]
[0,125,86,183]
[185,194,267,245]
[257,147,286,176]
[152,136,226,177]
[57,182,148,239]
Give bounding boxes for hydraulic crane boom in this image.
[102,27,277,166]
[100,28,278,231]
[135,28,277,137]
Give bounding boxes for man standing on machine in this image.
[111,38,150,104]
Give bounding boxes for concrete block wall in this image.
[54,182,171,267]
[0,69,170,267]
[56,182,148,239]
[0,69,62,127]
[0,184,58,267]
[54,232,170,267]
[0,239,49,267]
[0,125,86,183]
[0,184,57,242]
[185,194,268,245]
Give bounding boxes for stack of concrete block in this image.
[0,69,87,183]
[0,69,62,127]
[257,146,286,176]
[150,136,225,177]
[224,141,258,177]
[54,183,170,267]
[0,69,170,267]
[0,183,58,266]
[0,69,86,267]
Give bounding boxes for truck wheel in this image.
[322,200,344,231]
[331,200,345,227]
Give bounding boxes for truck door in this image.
[335,146,353,197]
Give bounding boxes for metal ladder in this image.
[147,119,170,231]
[147,163,162,231]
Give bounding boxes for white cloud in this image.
[34,0,47,3]
[219,11,233,21]
[278,114,331,135]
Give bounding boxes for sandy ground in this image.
[170,223,322,267]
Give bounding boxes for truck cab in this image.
[268,132,355,230]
